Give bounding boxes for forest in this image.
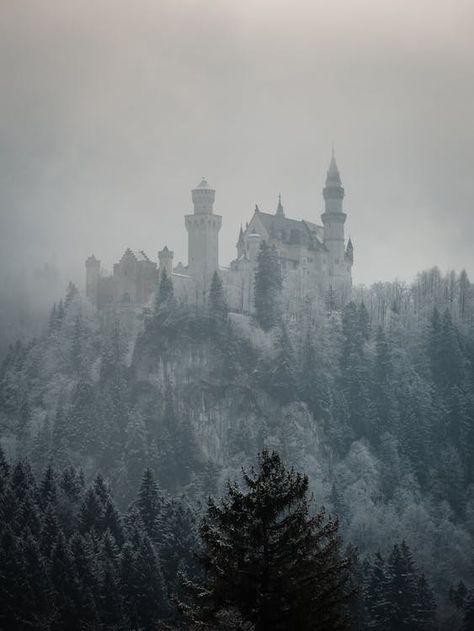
[1,257,474,629]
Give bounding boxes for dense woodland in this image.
[1,250,474,628]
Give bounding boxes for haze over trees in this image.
[1,265,474,628]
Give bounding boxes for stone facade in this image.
[85,154,353,315]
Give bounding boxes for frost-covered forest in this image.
[1,265,474,629]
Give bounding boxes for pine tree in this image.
[365,552,390,630]
[385,541,421,631]
[254,241,282,331]
[209,270,228,324]
[136,468,162,542]
[155,268,175,312]
[39,463,58,508]
[50,533,81,630]
[267,323,297,404]
[79,487,104,536]
[132,534,170,626]
[415,574,436,630]
[0,445,10,495]
[0,528,26,629]
[21,534,55,629]
[463,589,474,631]
[183,449,352,630]
[159,497,197,593]
[40,502,60,558]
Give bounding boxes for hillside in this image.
[1,268,474,624]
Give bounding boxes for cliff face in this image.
[131,311,325,475]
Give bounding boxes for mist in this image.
[1,0,474,291]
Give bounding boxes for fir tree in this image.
[209,270,228,323]
[183,449,352,630]
[155,268,175,312]
[254,241,282,331]
[79,487,104,536]
[136,468,162,541]
[267,323,297,404]
[39,463,58,508]
[463,590,474,631]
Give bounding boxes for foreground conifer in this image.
[182,449,352,630]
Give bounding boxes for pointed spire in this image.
[255,204,260,213]
[276,193,285,217]
[326,148,342,194]
[322,148,345,209]
[237,224,244,246]
[327,147,341,185]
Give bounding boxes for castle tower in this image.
[185,178,222,289]
[85,255,100,307]
[158,246,174,279]
[321,151,352,294]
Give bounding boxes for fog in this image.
[1,0,473,291]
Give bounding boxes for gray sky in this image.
[1,0,473,288]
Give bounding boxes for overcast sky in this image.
[1,0,473,288]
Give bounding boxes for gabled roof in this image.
[247,211,325,251]
[119,248,151,264]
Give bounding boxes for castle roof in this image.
[195,178,211,189]
[120,248,151,263]
[325,150,343,187]
[250,211,325,251]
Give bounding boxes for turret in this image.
[320,150,352,297]
[191,178,215,214]
[275,194,285,218]
[85,254,100,307]
[158,246,174,279]
[185,178,222,292]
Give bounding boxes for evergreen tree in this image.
[267,323,297,404]
[0,445,10,495]
[155,268,175,312]
[0,528,26,629]
[183,449,352,630]
[50,533,80,630]
[79,487,104,536]
[209,270,228,323]
[136,468,162,541]
[415,574,436,630]
[39,463,58,508]
[463,590,474,631]
[254,241,282,331]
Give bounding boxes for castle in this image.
[85,153,353,316]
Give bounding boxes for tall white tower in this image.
[185,178,222,291]
[321,152,353,297]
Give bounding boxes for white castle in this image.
[85,153,353,316]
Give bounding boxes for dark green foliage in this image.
[463,590,474,631]
[2,266,474,627]
[183,449,352,630]
[265,323,297,404]
[135,467,162,541]
[0,456,193,630]
[364,542,436,631]
[156,268,175,312]
[209,270,228,323]
[254,240,282,330]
